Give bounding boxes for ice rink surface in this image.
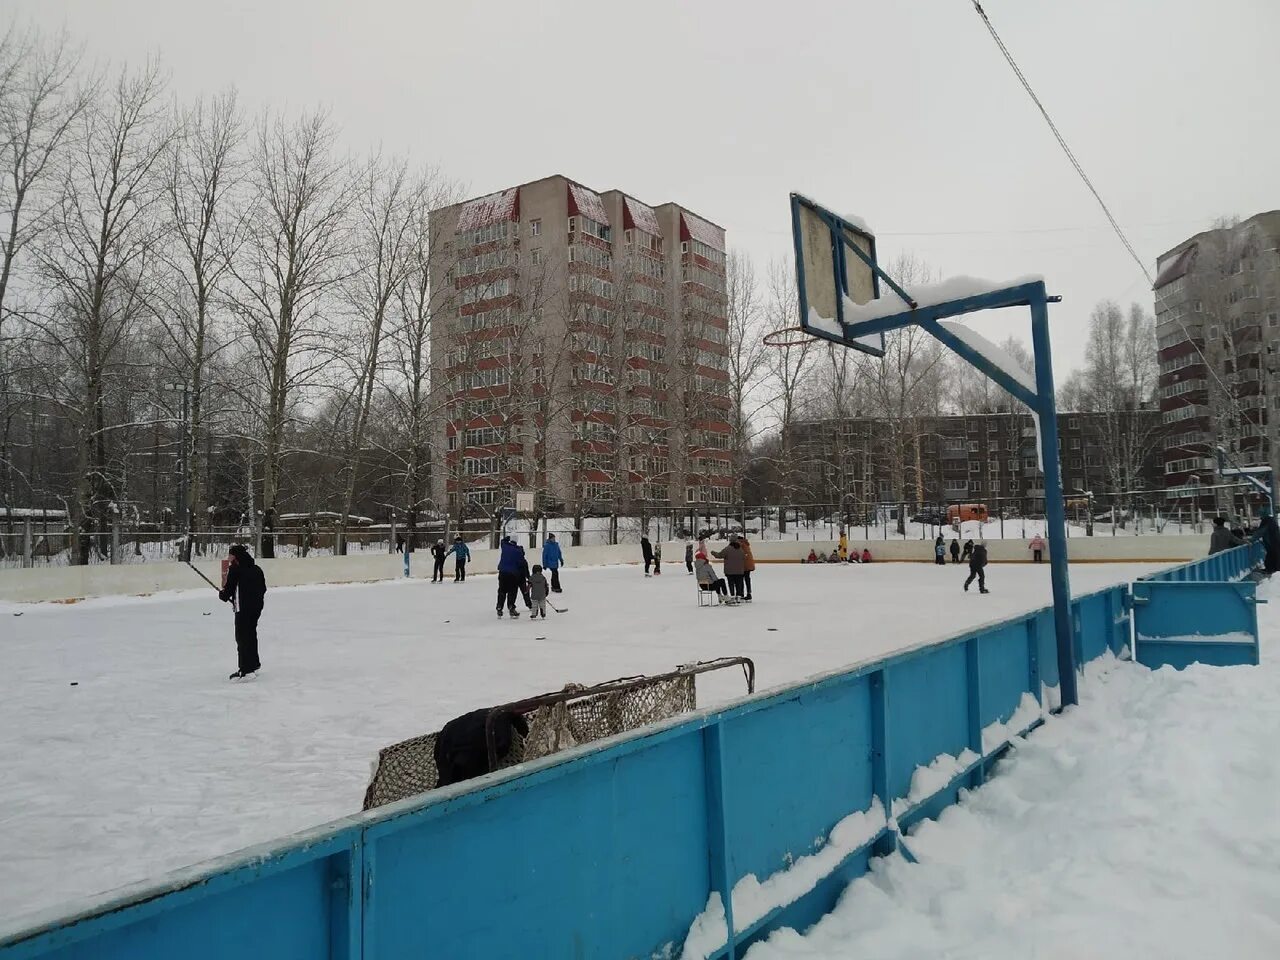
[1,560,1160,922]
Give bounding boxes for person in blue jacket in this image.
[496,536,524,618]
[446,535,470,582]
[541,533,564,593]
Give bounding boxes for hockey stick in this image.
[185,561,220,592]
[548,599,568,614]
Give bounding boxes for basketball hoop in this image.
[762,326,816,348]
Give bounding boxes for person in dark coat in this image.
[712,537,747,600]
[949,538,961,563]
[1209,516,1246,555]
[496,537,523,617]
[964,540,990,594]
[218,544,266,679]
[685,541,695,574]
[1253,509,1280,574]
[641,536,654,576]
[431,539,447,582]
[433,707,530,788]
[518,548,533,609]
[961,539,974,562]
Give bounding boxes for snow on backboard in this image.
[457,187,518,233]
[624,196,662,237]
[568,182,609,225]
[791,193,883,356]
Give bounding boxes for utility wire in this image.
[969,0,1248,443]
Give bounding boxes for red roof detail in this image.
[568,182,609,225]
[623,197,662,236]
[456,188,519,233]
[681,212,724,251]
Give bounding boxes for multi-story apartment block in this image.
[429,175,734,517]
[790,410,1163,516]
[1154,212,1280,511]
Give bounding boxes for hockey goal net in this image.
[362,657,755,811]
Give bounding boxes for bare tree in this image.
[159,88,244,556]
[29,60,171,562]
[230,109,353,554]
[0,27,90,518]
[722,250,767,502]
[330,153,420,549]
[1075,300,1161,522]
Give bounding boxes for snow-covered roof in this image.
[456,188,519,233]
[1154,244,1197,289]
[568,182,609,225]
[682,212,725,251]
[0,507,68,519]
[624,196,662,236]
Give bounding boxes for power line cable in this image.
[968,0,1248,444]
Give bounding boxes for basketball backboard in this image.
[515,490,536,514]
[790,193,885,356]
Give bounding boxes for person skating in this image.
[685,541,694,574]
[218,544,266,680]
[517,545,533,609]
[495,536,523,618]
[541,533,564,592]
[641,536,654,576]
[949,538,961,563]
[934,535,946,566]
[447,535,470,581]
[1252,508,1280,574]
[1209,516,1245,555]
[695,555,729,599]
[961,538,974,563]
[740,535,756,601]
[431,539,447,582]
[1028,534,1047,563]
[713,536,747,599]
[964,539,990,594]
[528,564,550,619]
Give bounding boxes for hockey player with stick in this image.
[218,544,266,679]
[496,537,523,618]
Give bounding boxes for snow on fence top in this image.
[568,182,609,226]
[682,211,725,251]
[456,187,519,233]
[624,196,662,236]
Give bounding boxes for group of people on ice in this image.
[494,533,564,619]
[686,534,755,603]
[1210,510,1280,574]
[801,530,873,565]
[430,535,472,581]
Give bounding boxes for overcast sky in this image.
[11,0,1280,377]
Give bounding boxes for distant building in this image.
[1154,212,1280,511]
[789,410,1164,517]
[429,175,733,517]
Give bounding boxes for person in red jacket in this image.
[861,548,872,563]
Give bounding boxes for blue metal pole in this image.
[1030,292,1078,708]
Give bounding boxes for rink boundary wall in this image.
[0,534,1213,603]
[0,544,1260,960]
[0,585,1133,959]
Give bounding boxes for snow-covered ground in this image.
[0,561,1158,924]
[738,576,1280,960]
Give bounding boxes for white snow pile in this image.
[1137,631,1256,646]
[980,691,1043,754]
[834,274,1045,328]
[889,749,980,819]
[680,805,888,960]
[739,578,1280,959]
[935,319,1036,395]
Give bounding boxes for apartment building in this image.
[429,175,734,516]
[1154,212,1280,510]
[790,410,1163,515]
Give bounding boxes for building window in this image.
[988,460,999,473]
[530,219,541,237]
[1070,438,1081,449]
[531,248,542,265]
[1068,417,1079,429]
[1071,457,1082,468]
[969,462,981,473]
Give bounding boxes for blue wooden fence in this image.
[0,547,1261,960]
